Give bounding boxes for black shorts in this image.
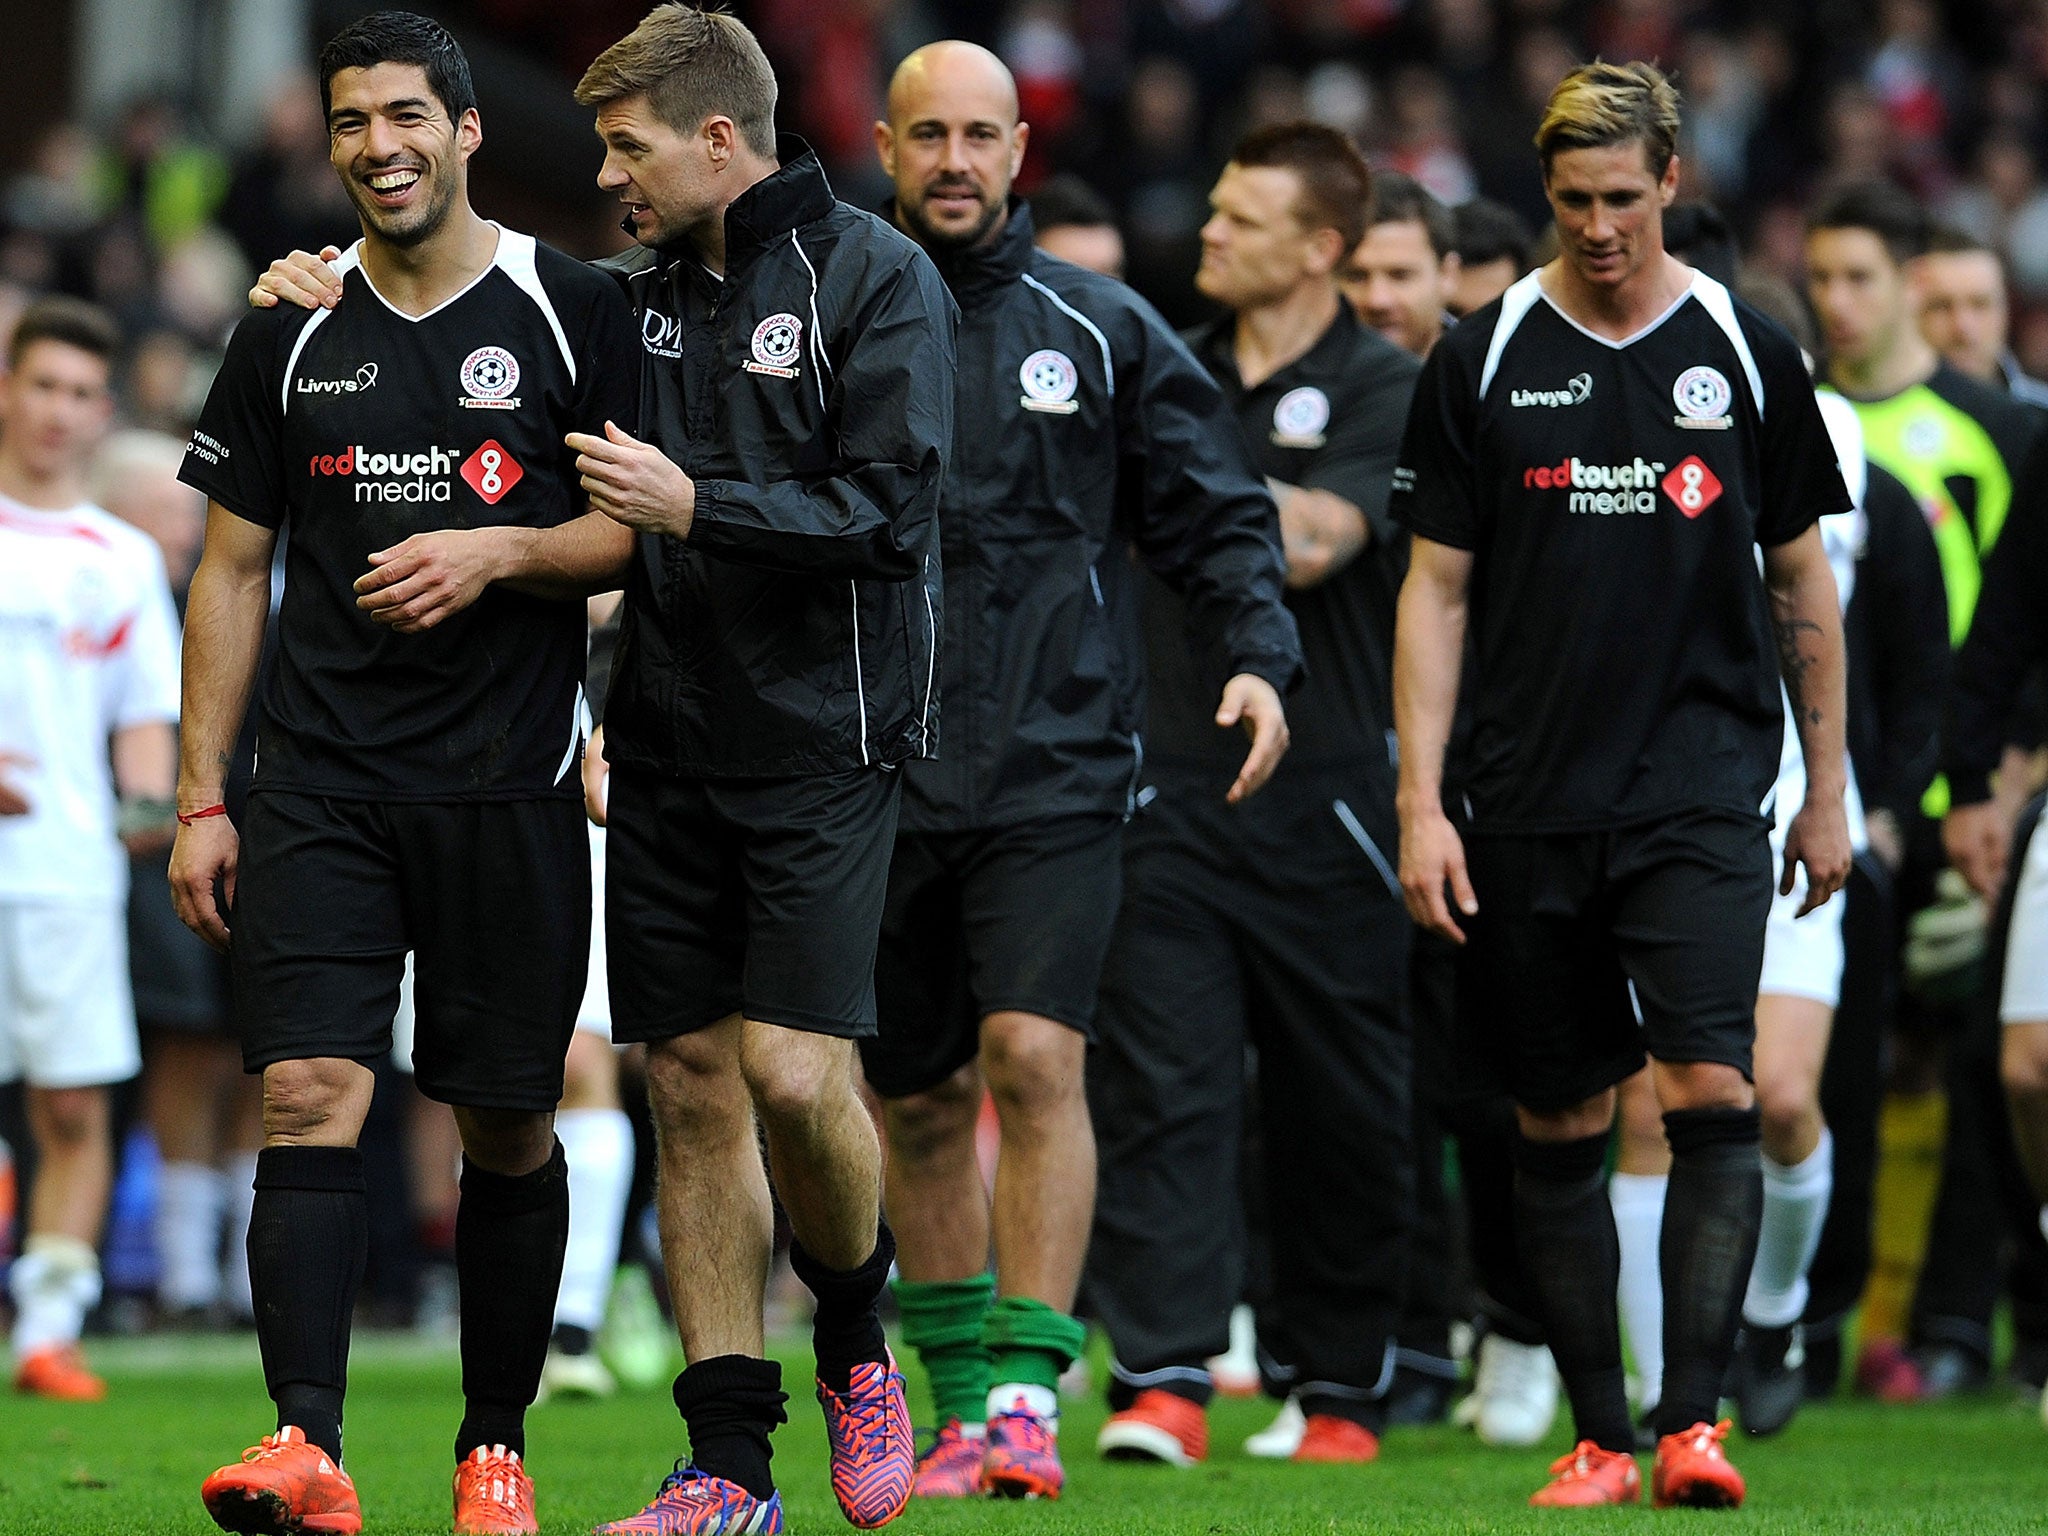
[862,814,1125,1099]
[230,791,589,1110]
[606,766,902,1041]
[1458,810,1772,1113]
[129,847,231,1032]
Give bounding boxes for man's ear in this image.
[873,120,896,179]
[457,107,482,161]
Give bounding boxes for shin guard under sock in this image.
[791,1221,895,1392]
[1513,1131,1633,1454]
[1656,1105,1763,1439]
[454,1143,570,1461]
[249,1145,367,1462]
[894,1273,995,1426]
[675,1354,788,1498]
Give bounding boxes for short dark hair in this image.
[1229,122,1373,251]
[1365,169,1453,258]
[1807,179,1929,266]
[1924,223,1998,260]
[1030,174,1116,234]
[1452,198,1532,272]
[575,5,778,157]
[1663,202,1739,287]
[8,296,121,370]
[319,10,477,123]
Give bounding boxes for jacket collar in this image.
[658,135,834,273]
[911,198,1035,301]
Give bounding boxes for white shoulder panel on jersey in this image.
[1477,271,1546,401]
[1688,271,1766,420]
[494,228,578,384]
[1812,389,1868,511]
[279,245,360,415]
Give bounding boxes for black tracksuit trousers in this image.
[1086,762,1414,1417]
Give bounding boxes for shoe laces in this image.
[654,1463,726,1507]
[243,1432,306,1464]
[461,1447,526,1511]
[1678,1419,1732,1457]
[828,1371,895,1467]
[989,1402,1055,1454]
[1547,1440,1613,1479]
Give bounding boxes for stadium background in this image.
[5,2,2048,1531]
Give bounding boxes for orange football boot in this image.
[200,1426,362,1534]
[454,1444,537,1534]
[1528,1440,1642,1507]
[1291,1414,1380,1463]
[14,1343,106,1401]
[1652,1419,1746,1509]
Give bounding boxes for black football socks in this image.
[453,1142,571,1462]
[790,1220,896,1393]
[675,1355,788,1498]
[1512,1130,1634,1454]
[248,1145,367,1462]
[1655,1105,1764,1439]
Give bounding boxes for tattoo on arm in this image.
[1774,616,1824,726]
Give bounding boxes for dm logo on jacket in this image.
[1019,349,1080,414]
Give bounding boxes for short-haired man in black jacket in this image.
[857,42,1301,1503]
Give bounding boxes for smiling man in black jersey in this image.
[1391,61,1853,1511]
[171,15,639,1535]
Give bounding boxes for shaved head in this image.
[887,41,1018,129]
[876,40,1028,252]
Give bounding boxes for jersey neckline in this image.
[346,221,507,324]
[1534,268,1700,351]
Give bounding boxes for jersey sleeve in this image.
[107,538,182,730]
[1388,336,1481,550]
[1297,345,1421,546]
[179,308,290,529]
[1753,337,1851,547]
[567,274,642,461]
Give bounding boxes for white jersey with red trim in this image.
[0,493,181,901]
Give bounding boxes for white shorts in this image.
[1758,879,1846,1007]
[388,822,609,1072]
[0,900,142,1088]
[2002,819,2048,1024]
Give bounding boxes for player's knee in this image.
[980,1015,1083,1120]
[883,1072,978,1164]
[560,1030,619,1109]
[1755,1074,1819,1150]
[643,1034,747,1136]
[1652,1058,1754,1114]
[455,1107,555,1175]
[744,1043,850,1135]
[33,1086,106,1149]
[261,1059,363,1140]
[2002,1022,2048,1100]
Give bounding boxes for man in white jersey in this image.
[0,297,181,1400]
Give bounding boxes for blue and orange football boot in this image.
[911,1419,986,1499]
[981,1395,1064,1499]
[591,1464,783,1535]
[818,1353,914,1527]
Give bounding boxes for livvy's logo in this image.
[459,347,520,410]
[1019,349,1079,414]
[746,313,803,378]
[1510,372,1592,408]
[295,362,379,396]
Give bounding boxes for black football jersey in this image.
[180,229,638,801]
[1390,269,1850,832]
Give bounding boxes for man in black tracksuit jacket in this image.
[857,44,1301,1499]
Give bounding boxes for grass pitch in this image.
[1,1331,2044,1534]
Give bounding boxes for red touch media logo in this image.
[461,441,523,506]
[1662,455,1722,518]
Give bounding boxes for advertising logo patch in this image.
[747,313,803,378]
[461,441,523,506]
[1662,455,1722,517]
[1510,372,1593,409]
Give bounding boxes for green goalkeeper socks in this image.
[893,1273,995,1427]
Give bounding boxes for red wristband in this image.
[176,803,228,826]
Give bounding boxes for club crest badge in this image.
[1019,349,1080,414]
[459,346,519,410]
[1272,386,1330,448]
[1672,365,1733,430]
[746,313,803,378]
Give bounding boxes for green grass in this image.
[2,1331,2045,1533]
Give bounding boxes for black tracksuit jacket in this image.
[600,141,957,779]
[900,201,1302,831]
[1947,435,2048,805]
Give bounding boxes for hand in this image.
[169,813,239,952]
[251,247,345,310]
[583,725,610,827]
[355,528,508,633]
[1215,673,1289,804]
[1783,793,1854,917]
[568,422,695,538]
[1944,798,2014,903]
[1865,806,1903,874]
[1399,803,1477,943]
[0,750,33,817]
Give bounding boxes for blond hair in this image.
[574,4,777,155]
[1535,60,1681,179]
